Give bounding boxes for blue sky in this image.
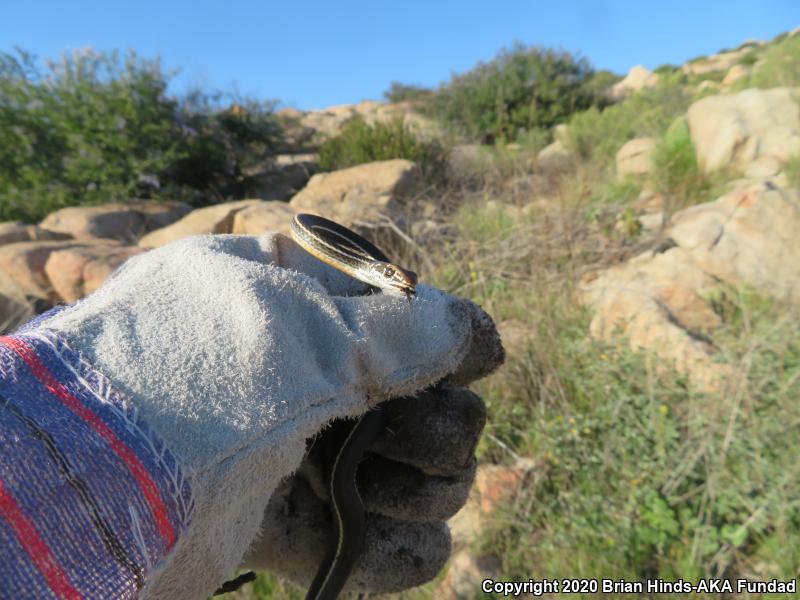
[1,1,797,110]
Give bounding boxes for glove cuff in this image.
[0,328,193,598]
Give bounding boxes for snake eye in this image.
[384,266,395,278]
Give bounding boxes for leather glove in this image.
[27,232,503,599]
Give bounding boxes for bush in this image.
[0,48,282,222]
[431,43,603,143]
[318,117,445,182]
[383,81,432,103]
[566,71,691,167]
[436,202,800,588]
[748,34,800,88]
[652,116,727,210]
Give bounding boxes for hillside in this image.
[1,27,799,599]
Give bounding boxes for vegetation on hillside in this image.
[3,29,800,599]
[427,43,609,143]
[318,117,445,183]
[0,48,282,222]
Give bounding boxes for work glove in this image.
[15,231,504,599]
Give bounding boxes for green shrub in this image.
[431,43,603,143]
[786,153,800,189]
[654,63,679,75]
[566,71,691,167]
[318,117,445,182]
[383,81,432,103]
[748,33,800,87]
[652,116,726,210]
[0,48,282,222]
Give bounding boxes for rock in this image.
[669,181,800,303]
[0,222,71,246]
[722,64,750,86]
[610,65,659,99]
[40,201,192,243]
[289,159,420,225]
[687,88,800,173]
[616,137,656,177]
[436,551,501,600]
[247,153,318,200]
[638,212,665,233]
[579,247,728,390]
[633,190,666,214]
[45,245,145,303]
[138,200,263,248]
[0,239,118,302]
[231,201,297,235]
[682,47,752,76]
[745,156,782,178]
[537,139,574,172]
[697,80,720,93]
[295,100,442,145]
[0,269,36,333]
[580,180,800,389]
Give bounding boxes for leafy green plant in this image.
[383,81,432,103]
[431,43,604,143]
[318,117,445,183]
[0,48,282,222]
[748,33,800,87]
[566,71,690,167]
[651,116,725,211]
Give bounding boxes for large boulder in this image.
[616,137,656,177]
[0,269,36,333]
[40,201,192,243]
[290,100,441,146]
[669,181,800,303]
[580,180,800,389]
[246,153,318,200]
[580,246,728,390]
[231,201,296,235]
[0,222,71,246]
[687,88,800,173]
[0,239,119,302]
[682,47,753,76]
[289,159,420,225]
[138,200,263,248]
[45,245,145,303]
[610,65,659,99]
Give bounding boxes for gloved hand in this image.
[31,231,503,599]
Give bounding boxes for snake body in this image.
[290,214,417,600]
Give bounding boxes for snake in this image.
[290,213,418,600]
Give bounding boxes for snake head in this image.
[369,261,418,297]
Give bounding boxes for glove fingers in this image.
[373,388,486,476]
[359,454,476,522]
[242,478,450,594]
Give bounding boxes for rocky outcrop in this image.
[687,88,800,173]
[247,153,318,200]
[231,201,297,235]
[610,65,659,99]
[0,222,72,245]
[0,239,120,302]
[616,137,656,177]
[440,460,536,599]
[682,47,753,76]
[580,181,800,389]
[138,199,263,248]
[289,159,420,225]
[286,100,441,147]
[45,245,145,303]
[722,64,750,86]
[40,201,191,243]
